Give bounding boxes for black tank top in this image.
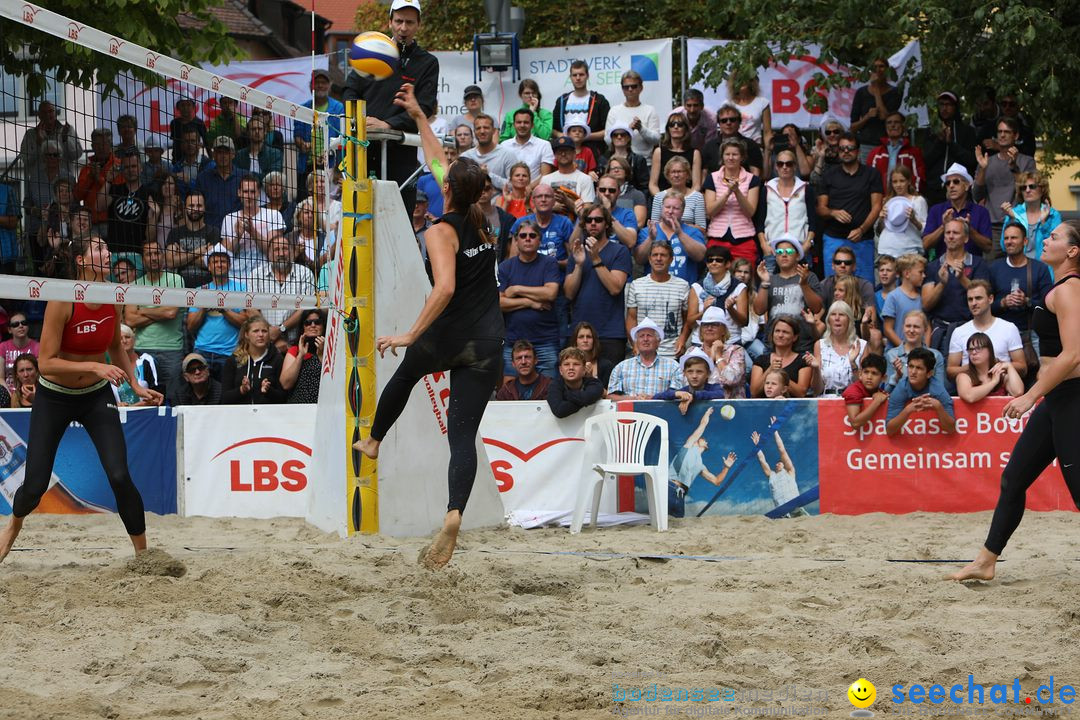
[657,147,695,191]
[1030,274,1080,357]
[428,211,504,340]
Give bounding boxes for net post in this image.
[343,99,377,535]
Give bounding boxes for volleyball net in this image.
[0,1,335,314]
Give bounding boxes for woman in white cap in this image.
[604,123,649,193]
[874,165,926,258]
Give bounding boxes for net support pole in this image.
[343,99,378,535]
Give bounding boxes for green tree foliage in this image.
[1,0,239,97]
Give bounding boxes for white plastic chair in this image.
[570,411,669,534]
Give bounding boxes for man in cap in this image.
[170,353,223,406]
[196,136,243,233]
[606,318,681,399]
[187,243,250,381]
[752,236,823,353]
[412,187,431,261]
[922,162,992,257]
[342,0,439,218]
[541,136,596,206]
[293,68,344,189]
[450,85,485,131]
[921,91,977,206]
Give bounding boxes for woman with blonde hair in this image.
[289,196,326,272]
[815,274,882,354]
[999,171,1062,259]
[221,315,285,405]
[495,162,532,219]
[649,155,706,228]
[813,300,868,395]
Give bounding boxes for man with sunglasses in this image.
[551,60,611,161]
[820,246,875,312]
[816,131,883,282]
[922,163,992,257]
[170,353,223,407]
[753,236,823,353]
[702,104,763,176]
[498,221,561,380]
[606,70,660,163]
[922,91,977,206]
[973,117,1036,253]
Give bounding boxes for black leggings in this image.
[984,377,1080,554]
[370,334,502,514]
[12,380,146,536]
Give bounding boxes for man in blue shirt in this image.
[634,190,706,284]
[186,243,251,381]
[885,347,956,436]
[195,137,242,234]
[509,184,574,270]
[498,220,562,379]
[293,69,344,188]
[988,223,1052,333]
[922,163,993,257]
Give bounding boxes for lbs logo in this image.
[210,436,310,492]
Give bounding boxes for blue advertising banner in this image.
[632,399,820,518]
[0,407,177,516]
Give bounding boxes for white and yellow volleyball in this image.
[348,32,399,80]
[720,404,736,420]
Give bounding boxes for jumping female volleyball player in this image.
[0,236,163,563]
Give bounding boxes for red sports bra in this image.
[60,303,116,355]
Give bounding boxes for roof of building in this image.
[317,0,361,35]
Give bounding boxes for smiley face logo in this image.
[848,678,876,709]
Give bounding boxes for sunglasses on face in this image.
[584,216,606,223]
[774,247,798,256]
[303,318,323,326]
[706,257,727,264]
[1022,183,1039,191]
[775,160,795,168]
[718,117,740,124]
[834,258,855,266]
[598,187,618,194]
[667,121,687,129]
[186,364,208,373]
[518,231,539,239]
[8,321,27,328]
[945,178,964,187]
[838,145,858,152]
[622,83,641,90]
[824,129,841,136]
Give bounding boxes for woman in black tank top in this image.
[354,84,503,570]
[952,220,1080,582]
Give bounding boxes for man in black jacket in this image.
[921,91,977,206]
[551,60,611,163]
[342,0,439,218]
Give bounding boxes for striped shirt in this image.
[607,354,682,397]
[626,275,690,357]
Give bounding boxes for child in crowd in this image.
[653,348,726,414]
[760,368,790,399]
[885,347,956,436]
[881,253,926,349]
[565,120,598,176]
[842,353,889,429]
[546,347,604,418]
[874,254,897,318]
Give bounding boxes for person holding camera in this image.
[280,309,325,403]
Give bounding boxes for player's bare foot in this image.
[948,548,998,581]
[418,511,461,570]
[131,533,148,555]
[354,437,380,459]
[0,516,24,564]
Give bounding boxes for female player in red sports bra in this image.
[0,235,163,563]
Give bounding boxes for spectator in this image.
[308,171,341,244]
[563,119,597,176]
[842,352,889,430]
[412,188,432,268]
[165,190,218,288]
[691,246,747,346]
[809,116,845,191]
[461,113,515,191]
[495,163,532,219]
[498,220,561,379]
[478,177,516,262]
[172,126,210,196]
[728,76,772,148]
[565,204,633,366]
[221,174,286,282]
[450,84,485,131]
[9,354,39,409]
[606,70,660,162]
[236,115,283,181]
[127,242,186,394]
[946,279,1025,382]
[760,147,818,271]
[649,155,706,228]
[637,191,707,284]
[262,171,295,237]
[732,257,766,358]
[294,69,344,186]
[816,131,883,282]
[499,108,554,180]
[703,104,764,176]
[0,313,39,391]
[885,347,955,436]
[695,306,746,398]
[24,140,68,269]
[112,256,137,285]
[750,315,815,398]
[956,331,1024,403]
[704,139,762,264]
[874,254,898,318]
[289,197,326,273]
[499,79,553,142]
[881,253,926,349]
[752,237,824,353]
[606,318,680,399]
[998,172,1061,259]
[874,165,927,259]
[196,136,243,234]
[768,123,813,180]
[551,60,610,161]
[170,352,223,406]
[922,91,977,206]
[821,274,881,354]
[988,224,1052,368]
[280,309,326,403]
[884,309,944,392]
[569,321,613,388]
[606,157,649,224]
[971,87,999,140]
[221,315,285,404]
[74,127,119,230]
[187,244,249,381]
[605,123,650,195]
[625,241,692,358]
[760,368,790,398]
[820,246,876,318]
[496,340,552,401]
[205,96,247,152]
[650,111,702,195]
[39,176,79,274]
[106,148,153,254]
[922,218,990,349]
[541,136,596,204]
[0,179,18,274]
[865,112,926,193]
[19,101,81,178]
[169,95,206,163]
[594,175,640,256]
[653,348,725,414]
[546,347,604,418]
[976,93,1036,158]
[252,234,317,349]
[680,89,716,152]
[922,163,992,257]
[508,184,573,268]
[974,117,1037,244]
[147,172,184,251]
[114,114,141,160]
[250,109,284,152]
[849,58,902,159]
[113,323,161,406]
[140,136,169,187]
[814,300,868,396]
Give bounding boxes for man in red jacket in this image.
[866,112,926,194]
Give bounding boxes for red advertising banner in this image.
[818,397,1075,514]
